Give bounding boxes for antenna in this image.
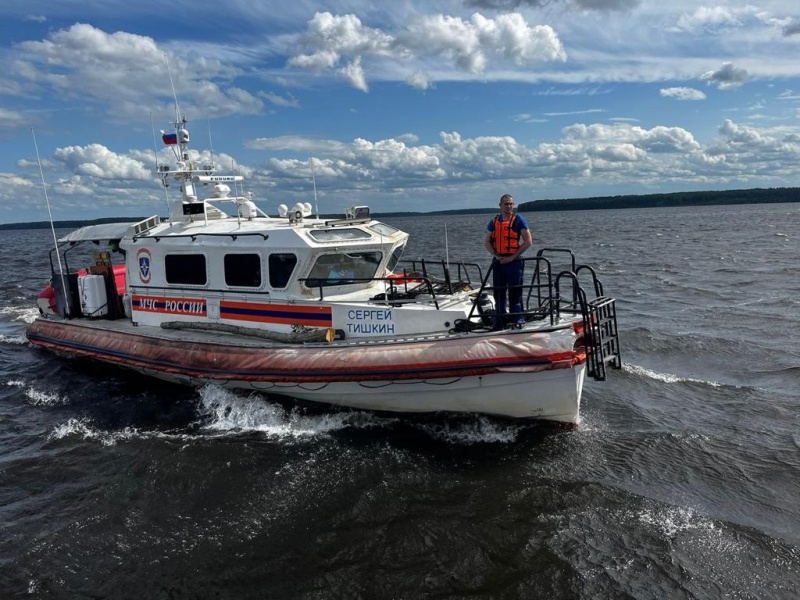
[165,55,181,125]
[445,221,450,267]
[151,112,172,224]
[32,129,69,312]
[207,119,215,169]
[445,221,452,292]
[310,157,320,218]
[230,158,243,197]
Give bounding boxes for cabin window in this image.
[269,253,297,288]
[308,228,372,242]
[369,223,399,237]
[165,254,207,285]
[305,252,382,288]
[386,245,405,273]
[224,253,262,288]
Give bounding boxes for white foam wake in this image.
[26,386,69,406]
[634,504,718,540]
[5,380,70,406]
[196,384,384,439]
[417,417,521,444]
[0,333,28,345]
[624,364,721,388]
[1,305,41,324]
[47,418,199,446]
[196,385,523,444]
[49,418,141,446]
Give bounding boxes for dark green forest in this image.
[518,187,799,213]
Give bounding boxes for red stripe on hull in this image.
[219,300,332,327]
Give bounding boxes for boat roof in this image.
[58,222,138,243]
[129,214,407,246]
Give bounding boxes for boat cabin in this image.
[45,200,485,340]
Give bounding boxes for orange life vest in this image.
[491,214,520,255]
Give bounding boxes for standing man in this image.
[484,194,533,328]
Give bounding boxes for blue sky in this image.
[2,0,800,224]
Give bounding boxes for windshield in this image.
[308,228,372,242]
[305,252,382,287]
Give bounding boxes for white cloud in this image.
[717,119,766,145]
[260,91,300,108]
[0,108,35,129]
[513,113,548,123]
[591,143,645,162]
[0,172,36,189]
[245,135,350,155]
[395,133,419,144]
[544,108,605,117]
[286,11,565,91]
[53,144,151,179]
[701,62,748,90]
[638,126,702,153]
[677,6,759,31]
[52,175,95,197]
[339,57,368,92]
[142,119,800,204]
[249,120,716,198]
[287,49,340,72]
[660,87,706,101]
[287,12,396,73]
[400,13,566,73]
[12,23,263,120]
[560,122,701,154]
[407,71,432,90]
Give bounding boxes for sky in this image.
[2,0,800,224]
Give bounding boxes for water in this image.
[1,204,799,598]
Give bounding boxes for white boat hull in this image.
[145,363,586,423]
[27,317,589,425]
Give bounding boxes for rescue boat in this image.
[26,112,621,425]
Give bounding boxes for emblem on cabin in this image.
[137,248,152,284]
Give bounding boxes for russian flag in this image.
[161,132,178,145]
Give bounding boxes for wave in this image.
[748,365,800,376]
[6,380,69,406]
[621,326,779,361]
[0,305,40,324]
[623,364,722,388]
[196,384,390,439]
[47,417,195,446]
[628,503,718,540]
[34,383,532,447]
[414,417,521,444]
[197,385,525,445]
[623,363,767,393]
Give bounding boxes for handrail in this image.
[459,255,564,328]
[299,258,485,309]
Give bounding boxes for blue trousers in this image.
[492,258,524,326]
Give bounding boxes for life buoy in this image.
[387,271,423,285]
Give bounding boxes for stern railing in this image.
[454,248,621,380]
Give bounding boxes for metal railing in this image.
[452,248,621,380]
